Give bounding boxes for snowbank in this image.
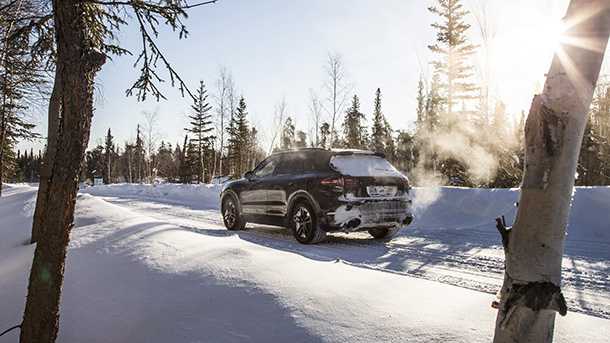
[80,183,223,210]
[411,186,610,243]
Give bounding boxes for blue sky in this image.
[20,0,609,152]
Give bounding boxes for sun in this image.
[549,19,569,53]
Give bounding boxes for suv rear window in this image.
[329,154,402,177]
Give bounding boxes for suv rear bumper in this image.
[320,196,413,232]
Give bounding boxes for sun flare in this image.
[551,19,569,52]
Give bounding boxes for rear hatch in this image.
[328,152,409,198]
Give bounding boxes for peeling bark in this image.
[493,1,610,342]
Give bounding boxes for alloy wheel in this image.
[293,206,313,239]
[224,200,237,228]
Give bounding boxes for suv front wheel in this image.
[222,195,246,231]
[290,201,326,244]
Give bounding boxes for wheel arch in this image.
[286,190,321,221]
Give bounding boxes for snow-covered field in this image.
[1,183,609,342]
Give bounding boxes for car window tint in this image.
[254,158,276,177]
[277,154,304,174]
[303,157,318,172]
[305,152,330,172]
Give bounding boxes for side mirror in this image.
[244,171,254,180]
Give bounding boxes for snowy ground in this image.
[1,183,609,342]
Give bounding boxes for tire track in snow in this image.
[90,194,610,320]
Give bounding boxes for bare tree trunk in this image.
[20,1,106,342]
[31,69,61,244]
[268,99,286,154]
[493,1,610,342]
[127,150,133,183]
[211,143,217,179]
[325,53,348,149]
[200,144,204,183]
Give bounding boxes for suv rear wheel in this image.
[290,201,326,244]
[222,195,246,231]
[368,227,400,239]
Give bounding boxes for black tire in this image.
[290,201,326,244]
[222,194,246,231]
[368,227,400,239]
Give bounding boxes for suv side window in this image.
[253,157,277,178]
[276,154,304,175]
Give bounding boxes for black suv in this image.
[220,149,413,244]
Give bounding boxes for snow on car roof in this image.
[330,148,374,154]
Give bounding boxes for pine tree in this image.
[103,128,115,184]
[0,0,43,195]
[343,95,367,149]
[425,72,443,131]
[11,148,42,183]
[84,145,104,183]
[2,146,17,182]
[185,80,215,183]
[184,140,199,183]
[370,88,385,153]
[226,97,250,177]
[428,0,478,124]
[383,118,396,162]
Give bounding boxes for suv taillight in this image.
[320,177,358,193]
[320,177,343,188]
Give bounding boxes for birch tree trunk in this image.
[493,1,610,342]
[20,0,106,341]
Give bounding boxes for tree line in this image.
[4,1,610,191]
[52,73,610,189]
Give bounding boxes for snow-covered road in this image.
[2,183,609,342]
[83,184,610,320]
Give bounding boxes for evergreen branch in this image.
[0,324,21,337]
[0,0,19,14]
[86,0,218,11]
[126,5,195,101]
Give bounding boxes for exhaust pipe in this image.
[345,218,361,230]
